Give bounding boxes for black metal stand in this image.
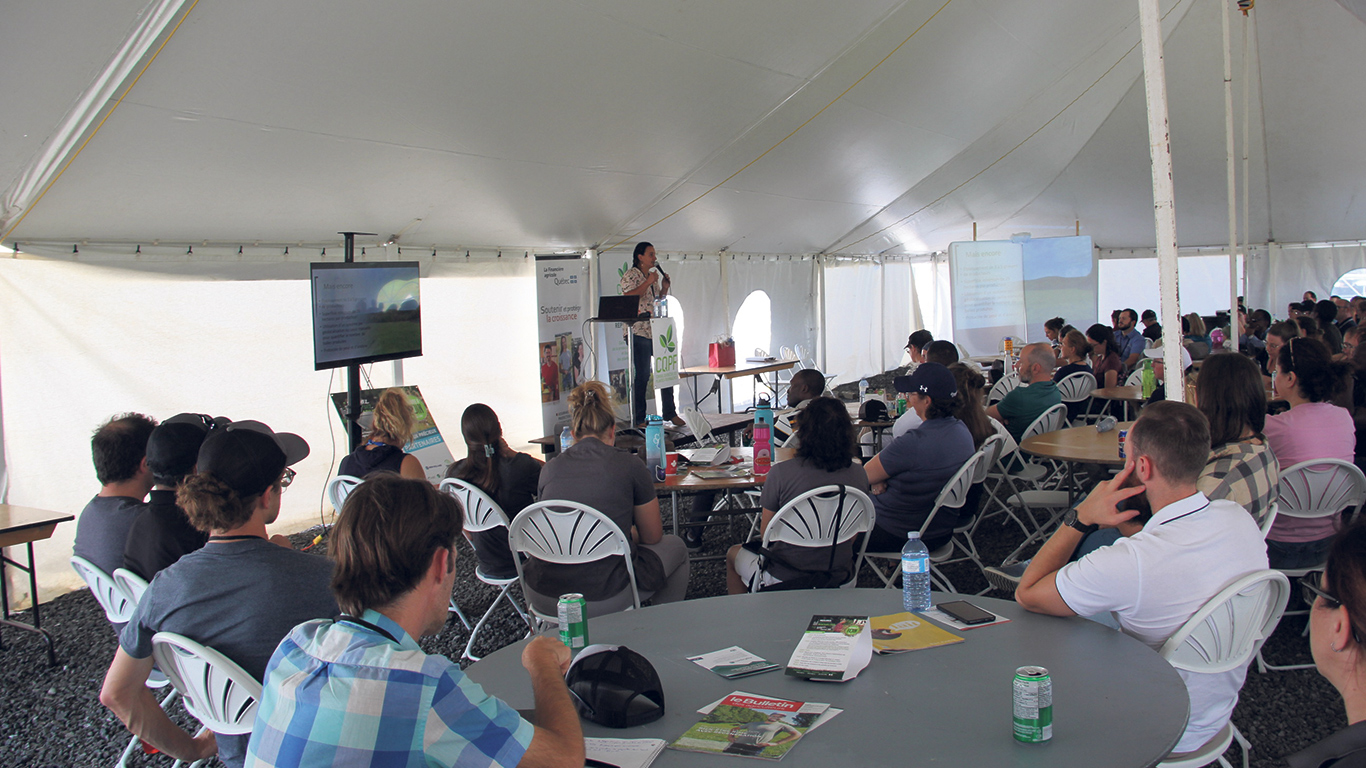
[339,231,375,451]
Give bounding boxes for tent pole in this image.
[1138,0,1185,402]
[1241,7,1252,304]
[1221,0,1238,347]
[341,231,365,450]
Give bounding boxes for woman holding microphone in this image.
[620,241,683,427]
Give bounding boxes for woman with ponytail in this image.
[444,404,543,579]
[338,388,425,480]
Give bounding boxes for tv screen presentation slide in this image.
[311,261,422,370]
[949,240,1027,356]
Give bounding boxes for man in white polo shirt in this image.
[1014,401,1268,755]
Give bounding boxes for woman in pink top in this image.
[1265,337,1355,568]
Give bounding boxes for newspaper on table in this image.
[688,646,781,679]
[784,615,872,681]
[669,692,830,761]
[870,612,965,654]
[584,738,667,768]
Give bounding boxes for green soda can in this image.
[1013,666,1053,742]
[557,593,588,651]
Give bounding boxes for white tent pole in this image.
[1241,7,1252,301]
[1221,0,1238,347]
[817,256,828,372]
[1138,0,1185,402]
[879,257,887,373]
[721,252,732,339]
[586,247,600,380]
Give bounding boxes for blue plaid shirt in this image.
[245,610,534,768]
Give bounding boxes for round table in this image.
[465,589,1188,767]
[1020,422,1135,466]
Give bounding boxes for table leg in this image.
[0,542,58,666]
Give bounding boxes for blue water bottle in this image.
[902,531,932,612]
[559,426,573,455]
[645,415,665,481]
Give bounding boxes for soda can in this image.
[1013,666,1053,742]
[1118,429,1128,459]
[557,593,589,651]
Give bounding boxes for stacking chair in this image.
[1257,459,1366,672]
[151,632,261,767]
[1156,570,1291,768]
[858,450,987,594]
[1258,502,1278,539]
[969,432,1033,541]
[987,373,1020,405]
[1055,371,1097,426]
[746,485,875,592]
[439,478,531,662]
[325,474,363,512]
[508,500,640,623]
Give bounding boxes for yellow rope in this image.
[600,0,956,254]
[2,0,203,244]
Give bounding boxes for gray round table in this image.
[465,589,1189,767]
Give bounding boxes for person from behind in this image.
[1318,299,1346,355]
[864,363,976,553]
[726,397,870,593]
[246,475,584,768]
[905,329,933,366]
[123,414,220,581]
[987,343,1061,445]
[1194,353,1279,524]
[101,420,336,767]
[445,403,543,580]
[532,381,689,616]
[1288,521,1366,767]
[339,387,425,480]
[948,363,994,450]
[1086,323,1125,389]
[1265,337,1355,569]
[1140,309,1162,342]
[1053,329,1094,422]
[74,413,158,583]
[1014,401,1267,754]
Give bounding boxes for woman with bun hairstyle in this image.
[445,404,543,580]
[338,388,425,480]
[530,380,689,616]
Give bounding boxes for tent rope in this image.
[599,0,956,254]
[0,0,203,244]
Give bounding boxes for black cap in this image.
[565,645,665,728]
[196,420,309,498]
[145,422,210,482]
[893,362,957,399]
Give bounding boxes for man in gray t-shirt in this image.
[72,413,158,581]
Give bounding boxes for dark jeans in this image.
[1267,537,1333,570]
[631,332,676,424]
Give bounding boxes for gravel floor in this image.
[0,507,1342,767]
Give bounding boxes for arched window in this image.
[666,295,686,357]
[1332,269,1366,299]
[733,290,772,361]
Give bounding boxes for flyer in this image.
[784,615,872,682]
[688,646,781,679]
[669,692,828,761]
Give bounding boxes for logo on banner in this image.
[652,318,681,389]
[658,325,676,352]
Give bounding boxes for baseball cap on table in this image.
[1143,344,1193,371]
[196,420,310,497]
[565,644,665,728]
[892,362,958,399]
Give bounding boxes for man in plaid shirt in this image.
[246,475,583,768]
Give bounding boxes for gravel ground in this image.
[0,508,1342,767]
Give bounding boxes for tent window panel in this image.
[1097,255,1243,320]
[1332,269,1366,299]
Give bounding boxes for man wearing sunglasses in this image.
[1014,402,1268,755]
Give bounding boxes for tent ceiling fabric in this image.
[3,0,1364,255]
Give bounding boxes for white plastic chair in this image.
[1056,371,1096,426]
[1156,570,1291,768]
[678,407,715,445]
[439,479,531,661]
[987,373,1020,405]
[508,500,640,623]
[151,632,262,737]
[1125,368,1144,387]
[1258,502,1278,539]
[325,474,363,512]
[747,485,875,592]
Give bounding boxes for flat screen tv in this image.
[311,261,422,370]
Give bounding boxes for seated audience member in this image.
[890,341,959,440]
[74,413,158,582]
[1297,314,1324,346]
[924,340,959,367]
[1054,329,1095,421]
[1044,317,1066,346]
[905,329,934,367]
[123,414,220,581]
[1014,402,1267,755]
[1339,326,1361,363]
[338,387,424,480]
[864,363,976,552]
[1306,290,1320,303]
[1182,313,1212,359]
[1263,320,1300,377]
[726,397,870,593]
[1114,308,1146,369]
[532,381,688,616]
[949,363,994,449]
[1140,344,1193,404]
[987,343,1062,445]
[445,403,543,580]
[1318,299,1347,354]
[245,475,583,768]
[1286,521,1366,768]
[1335,295,1357,331]
[1140,309,1162,342]
[773,368,827,448]
[1086,323,1126,389]
[1241,308,1270,354]
[1351,342,1366,476]
[101,421,335,768]
[1194,353,1279,523]
[1265,338,1355,569]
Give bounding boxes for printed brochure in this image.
[784,615,872,681]
[689,646,781,679]
[669,692,829,761]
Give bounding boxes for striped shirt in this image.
[245,610,534,768]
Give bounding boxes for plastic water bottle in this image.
[1140,358,1156,399]
[753,397,774,476]
[902,532,932,612]
[645,415,665,481]
[859,378,869,403]
[559,426,573,455]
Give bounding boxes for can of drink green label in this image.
[557,593,588,650]
[1013,666,1053,742]
[1118,429,1128,459]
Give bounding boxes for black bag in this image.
[858,400,888,422]
[741,486,851,592]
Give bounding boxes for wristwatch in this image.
[1063,509,1098,536]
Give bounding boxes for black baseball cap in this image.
[565,645,665,728]
[145,422,210,482]
[893,362,958,399]
[196,420,309,497]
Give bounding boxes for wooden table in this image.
[659,448,766,558]
[1091,385,1144,420]
[0,504,75,665]
[1020,422,1134,467]
[680,360,799,413]
[530,412,755,455]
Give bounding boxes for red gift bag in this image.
[708,341,736,368]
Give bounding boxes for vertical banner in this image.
[536,255,590,441]
[330,386,453,483]
[652,317,681,389]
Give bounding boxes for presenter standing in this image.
[620,242,683,427]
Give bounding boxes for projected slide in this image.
[1022,236,1096,340]
[949,241,1027,356]
[311,262,422,370]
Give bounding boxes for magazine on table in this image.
[669,692,830,761]
[688,646,781,679]
[784,615,872,681]
[870,612,965,654]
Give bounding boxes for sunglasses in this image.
[1301,570,1365,644]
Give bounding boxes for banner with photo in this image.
[536,254,591,442]
[329,385,453,484]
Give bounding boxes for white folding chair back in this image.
[679,408,714,443]
[151,632,262,736]
[508,500,640,619]
[1258,502,1278,539]
[756,486,875,592]
[70,556,136,625]
[987,373,1020,405]
[326,474,364,512]
[1055,371,1096,403]
[974,434,1007,484]
[1275,459,1366,526]
[1125,368,1144,387]
[113,568,150,606]
[1145,336,1155,349]
[1020,403,1068,442]
[439,478,530,660]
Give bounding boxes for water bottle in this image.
[658,297,668,317]
[859,378,869,403]
[645,415,665,481]
[753,397,774,476]
[1140,358,1156,399]
[902,532,932,612]
[559,426,573,455]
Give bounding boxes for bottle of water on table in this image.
[902,531,932,612]
[859,378,869,403]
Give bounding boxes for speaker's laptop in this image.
[593,295,644,322]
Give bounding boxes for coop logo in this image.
[658,324,676,353]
